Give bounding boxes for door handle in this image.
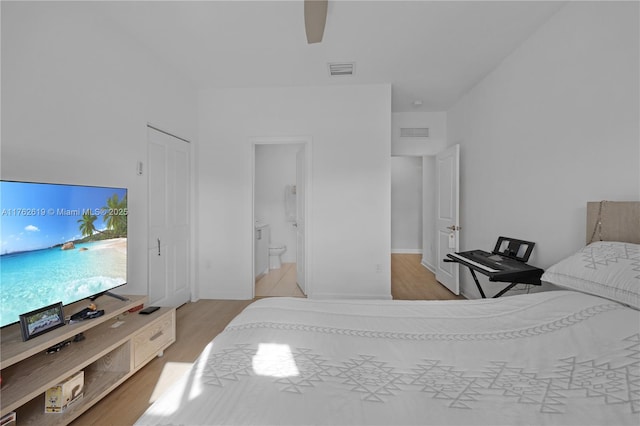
[447,225,461,231]
[157,238,161,256]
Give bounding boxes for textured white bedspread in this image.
[136,291,640,425]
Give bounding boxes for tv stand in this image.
[0,295,176,425]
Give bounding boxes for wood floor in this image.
[71,254,460,425]
[253,256,462,300]
[391,253,464,300]
[255,263,305,298]
[71,299,255,426]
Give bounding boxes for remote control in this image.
[139,306,160,315]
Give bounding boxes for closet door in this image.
[147,127,191,307]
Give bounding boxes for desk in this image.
[445,251,544,298]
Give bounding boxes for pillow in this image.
[542,241,640,309]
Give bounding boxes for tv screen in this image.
[0,180,127,328]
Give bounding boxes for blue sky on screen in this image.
[1,181,127,254]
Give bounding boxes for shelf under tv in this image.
[0,295,176,425]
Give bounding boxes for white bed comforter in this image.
[136,291,640,425]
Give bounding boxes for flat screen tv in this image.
[0,180,127,328]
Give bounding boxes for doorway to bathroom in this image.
[251,137,311,298]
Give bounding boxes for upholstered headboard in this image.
[587,201,640,244]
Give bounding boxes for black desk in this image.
[445,251,544,298]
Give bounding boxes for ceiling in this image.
[93,1,566,112]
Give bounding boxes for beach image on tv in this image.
[0,181,127,328]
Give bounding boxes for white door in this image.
[148,127,191,307]
[296,146,306,295]
[435,144,460,295]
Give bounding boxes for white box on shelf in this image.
[44,370,84,413]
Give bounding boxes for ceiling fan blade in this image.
[304,0,328,44]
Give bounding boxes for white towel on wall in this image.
[285,185,296,222]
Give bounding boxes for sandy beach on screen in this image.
[91,238,127,253]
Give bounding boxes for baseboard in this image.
[420,259,436,274]
[309,292,393,300]
[391,249,423,254]
[459,289,474,300]
[198,289,253,300]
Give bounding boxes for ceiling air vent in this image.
[328,62,355,77]
[400,127,429,138]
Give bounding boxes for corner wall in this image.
[390,111,447,269]
[197,84,392,300]
[1,2,198,297]
[391,156,422,253]
[447,1,639,297]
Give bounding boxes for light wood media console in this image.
[0,295,176,425]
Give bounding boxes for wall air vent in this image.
[400,127,430,138]
[328,62,355,76]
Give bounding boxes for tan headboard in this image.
[587,201,640,244]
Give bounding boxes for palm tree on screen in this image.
[102,194,127,237]
[77,212,98,239]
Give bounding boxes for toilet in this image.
[269,243,286,269]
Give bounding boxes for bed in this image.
[136,202,640,425]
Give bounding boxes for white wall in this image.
[390,111,447,267]
[447,2,639,298]
[197,84,392,300]
[391,112,447,156]
[1,2,198,297]
[391,157,422,253]
[255,144,302,263]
